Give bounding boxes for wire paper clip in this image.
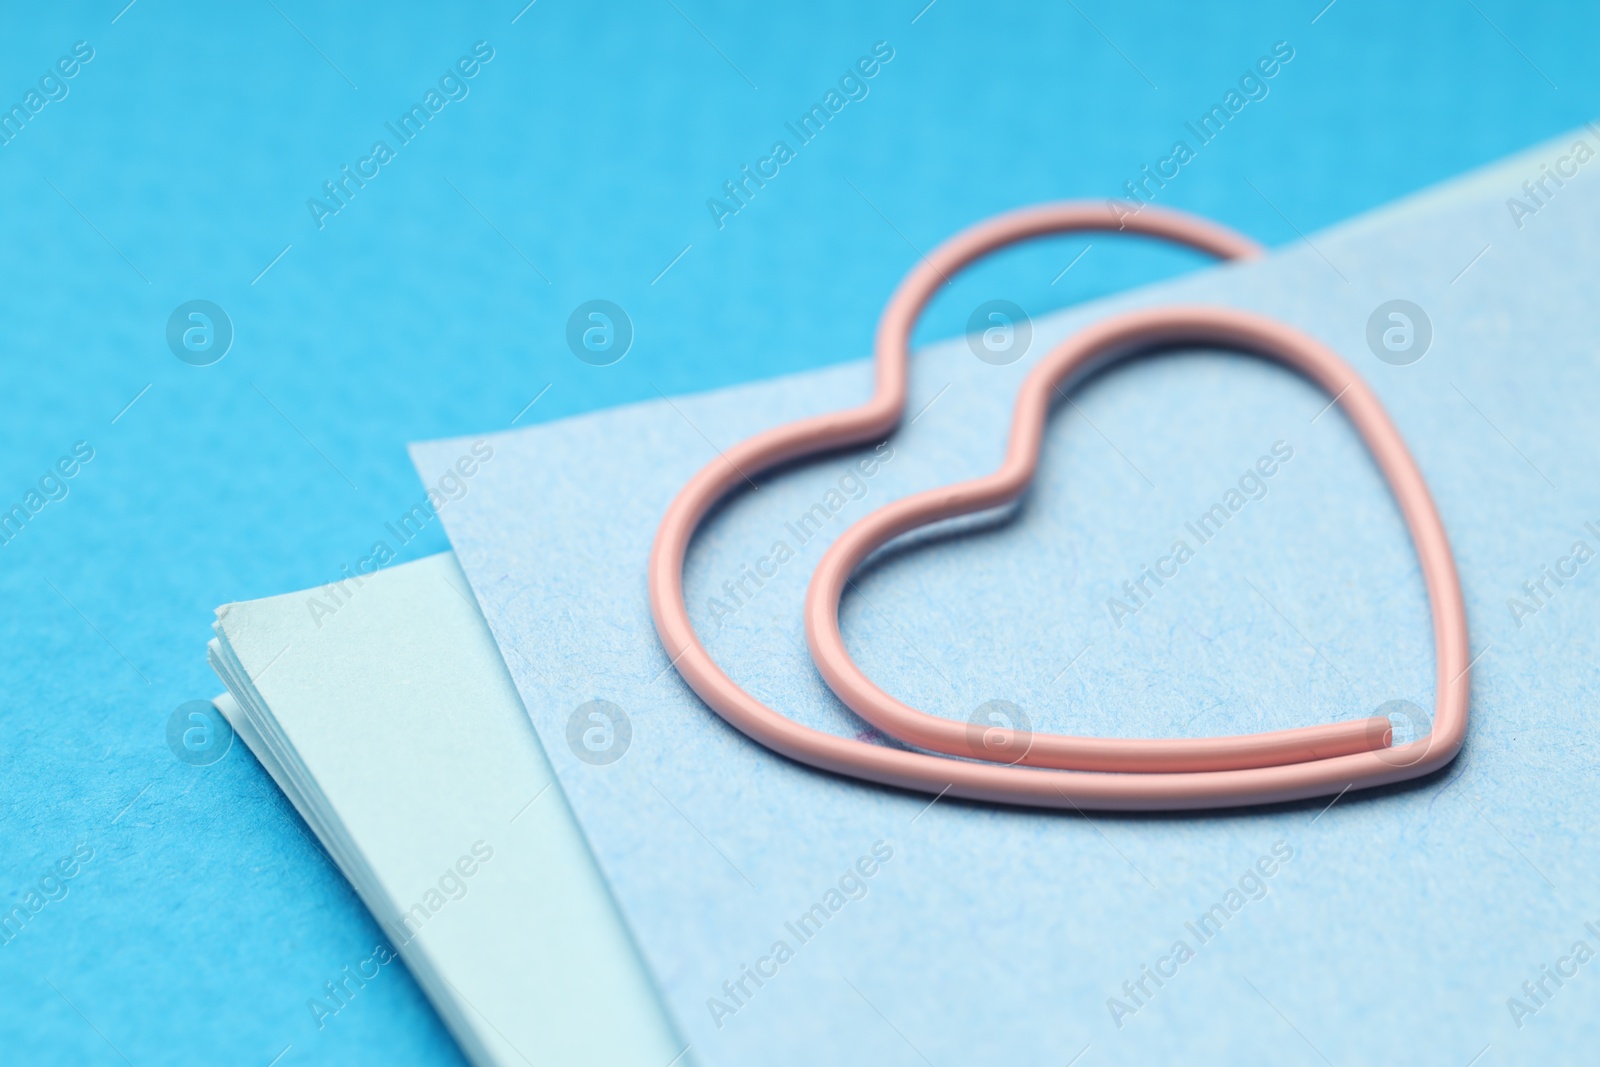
[649,202,1469,811]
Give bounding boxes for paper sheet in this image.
[413,128,1600,1064]
[210,553,681,1067]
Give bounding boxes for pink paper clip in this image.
[649,202,1469,811]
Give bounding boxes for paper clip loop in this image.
[648,202,1469,811]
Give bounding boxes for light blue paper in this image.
[208,553,682,1067]
[414,129,1600,1065]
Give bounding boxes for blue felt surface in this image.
[2,1,1597,1063]
[413,143,1600,1065]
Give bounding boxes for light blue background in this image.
[1,1,1595,1063]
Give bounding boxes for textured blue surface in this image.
[1,1,1596,1063]
[413,148,1600,1065]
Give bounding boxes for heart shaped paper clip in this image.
[648,202,1469,811]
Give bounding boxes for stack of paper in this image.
[213,125,1600,1064]
[209,553,680,1067]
